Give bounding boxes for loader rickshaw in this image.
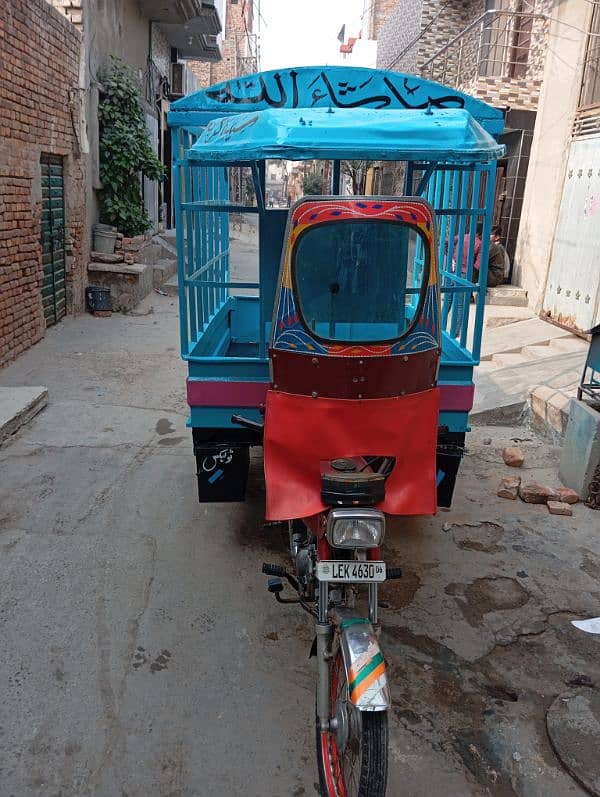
[168,65,503,796]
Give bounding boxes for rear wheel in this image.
[317,649,388,796]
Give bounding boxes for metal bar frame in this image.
[174,123,497,371]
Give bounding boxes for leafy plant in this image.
[302,171,324,196]
[98,58,164,237]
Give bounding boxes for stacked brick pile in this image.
[0,0,87,368]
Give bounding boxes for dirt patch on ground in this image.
[580,549,600,582]
[445,576,531,627]
[451,521,505,554]
[381,571,422,610]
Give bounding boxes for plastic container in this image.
[93,224,118,254]
[85,285,112,313]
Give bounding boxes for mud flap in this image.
[336,615,390,711]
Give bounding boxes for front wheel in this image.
[317,650,388,797]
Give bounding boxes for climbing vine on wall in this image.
[98,58,164,237]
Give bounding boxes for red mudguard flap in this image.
[263,388,440,521]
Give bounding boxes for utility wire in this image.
[256,1,268,29]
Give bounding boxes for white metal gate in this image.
[543,130,600,333]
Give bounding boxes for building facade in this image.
[1,0,87,367]
[189,0,256,86]
[372,0,551,269]
[514,0,599,331]
[0,0,223,369]
[49,0,223,235]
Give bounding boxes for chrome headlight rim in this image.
[326,508,385,549]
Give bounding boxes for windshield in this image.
[292,220,429,343]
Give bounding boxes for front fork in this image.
[316,580,331,731]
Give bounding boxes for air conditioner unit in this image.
[170,63,185,99]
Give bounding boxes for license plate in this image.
[316,560,386,583]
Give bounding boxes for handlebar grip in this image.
[262,562,287,578]
[387,567,403,580]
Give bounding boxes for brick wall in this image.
[376,0,423,72]
[376,0,472,73]
[417,0,473,72]
[0,0,87,368]
[189,0,256,86]
[47,0,83,28]
[366,0,402,43]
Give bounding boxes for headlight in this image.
[326,508,385,549]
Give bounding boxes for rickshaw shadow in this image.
[232,447,290,556]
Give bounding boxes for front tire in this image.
[317,650,388,797]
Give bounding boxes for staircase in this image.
[472,317,588,428]
[87,233,178,312]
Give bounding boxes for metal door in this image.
[40,154,66,325]
[543,134,600,333]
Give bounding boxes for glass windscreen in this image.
[293,220,428,343]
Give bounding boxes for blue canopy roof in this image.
[186,107,505,164]
[169,66,504,137]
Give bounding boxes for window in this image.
[292,220,429,343]
[580,5,600,108]
[509,1,533,79]
[480,1,532,79]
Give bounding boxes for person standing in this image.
[450,224,482,335]
[487,225,509,287]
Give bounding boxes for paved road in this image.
[1,293,599,796]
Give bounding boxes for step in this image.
[486,285,528,307]
[87,261,153,311]
[475,360,498,374]
[162,273,179,296]
[486,315,530,329]
[0,386,48,446]
[484,302,534,331]
[528,385,577,437]
[485,303,534,321]
[152,233,178,259]
[490,352,530,368]
[152,258,177,288]
[520,343,554,361]
[548,335,589,354]
[481,316,573,360]
[472,351,585,424]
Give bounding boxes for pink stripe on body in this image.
[187,380,475,412]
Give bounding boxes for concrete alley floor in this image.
[1,294,599,797]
